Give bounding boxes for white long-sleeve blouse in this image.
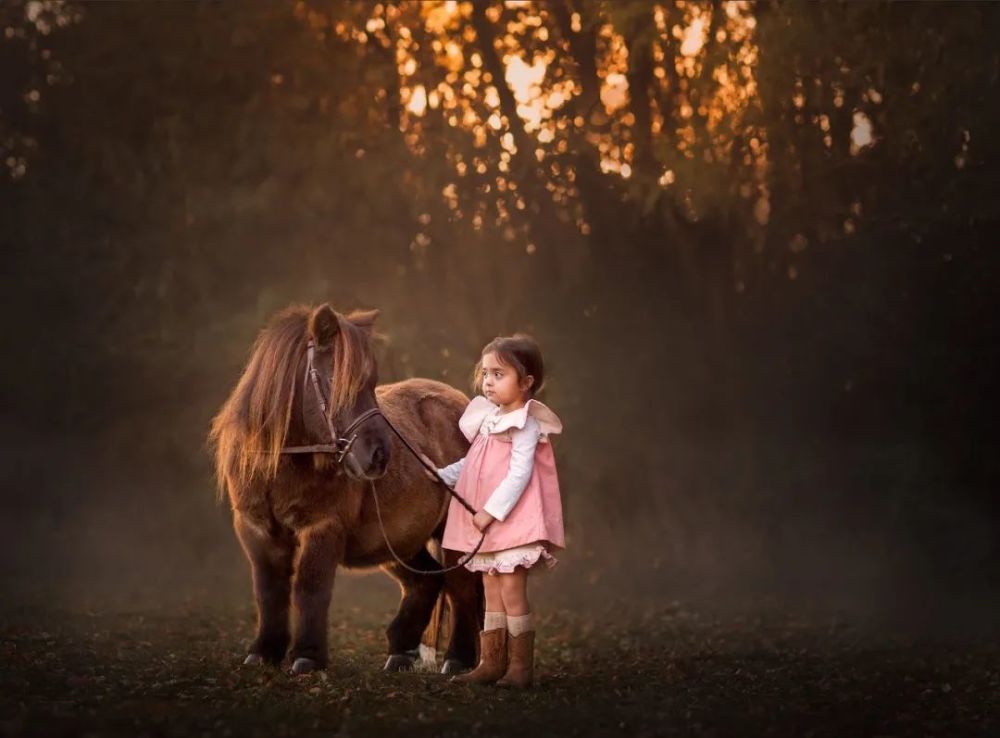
[436,414,542,522]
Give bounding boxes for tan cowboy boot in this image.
[450,628,508,684]
[496,630,534,688]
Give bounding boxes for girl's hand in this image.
[472,510,495,532]
[416,452,438,481]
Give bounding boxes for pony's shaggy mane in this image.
[209,305,376,499]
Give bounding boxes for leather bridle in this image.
[281,339,383,463]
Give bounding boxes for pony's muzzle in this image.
[345,439,390,480]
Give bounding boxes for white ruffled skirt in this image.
[464,541,559,576]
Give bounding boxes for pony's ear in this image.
[309,303,340,349]
[349,309,380,334]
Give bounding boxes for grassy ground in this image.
[2,591,998,738]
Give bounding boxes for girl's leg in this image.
[483,571,504,614]
[497,566,535,688]
[483,572,507,631]
[450,572,508,684]
[498,566,529,616]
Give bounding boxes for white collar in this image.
[458,395,563,442]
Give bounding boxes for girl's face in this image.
[480,352,531,410]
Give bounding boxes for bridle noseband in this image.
[281,339,383,463]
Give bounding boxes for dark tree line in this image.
[3,1,998,592]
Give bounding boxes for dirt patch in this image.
[2,599,998,738]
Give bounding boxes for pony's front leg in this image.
[234,512,294,666]
[289,518,344,675]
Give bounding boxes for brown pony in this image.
[209,303,481,674]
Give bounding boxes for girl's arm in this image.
[482,417,541,521]
[436,456,467,489]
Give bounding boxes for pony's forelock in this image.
[328,310,376,418]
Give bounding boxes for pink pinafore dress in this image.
[441,395,565,575]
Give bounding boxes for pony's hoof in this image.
[440,658,468,675]
[383,652,417,672]
[291,657,319,675]
[243,653,264,667]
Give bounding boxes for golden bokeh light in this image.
[308,1,788,242]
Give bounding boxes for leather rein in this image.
[280,340,486,575]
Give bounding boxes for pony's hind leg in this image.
[381,547,445,672]
[441,548,483,674]
[234,512,294,666]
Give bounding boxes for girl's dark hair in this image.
[472,333,545,398]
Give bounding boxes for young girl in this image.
[430,334,564,689]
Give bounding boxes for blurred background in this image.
[1,0,997,633]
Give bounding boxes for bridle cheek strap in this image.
[282,339,383,463]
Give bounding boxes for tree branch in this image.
[623,8,656,178]
[470,1,542,182]
[551,0,602,124]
